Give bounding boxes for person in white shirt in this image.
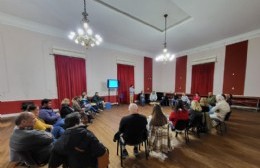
[129,85,135,104]
[149,91,158,102]
[209,94,230,121]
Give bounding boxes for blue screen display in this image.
[107,79,119,88]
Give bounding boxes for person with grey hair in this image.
[9,112,53,165]
[116,103,148,158]
[49,112,107,168]
[209,94,230,121]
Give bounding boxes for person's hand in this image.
[56,113,60,117]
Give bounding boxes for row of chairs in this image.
[115,111,232,167]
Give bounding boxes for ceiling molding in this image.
[0,11,150,57]
[176,29,260,57]
[94,0,191,32]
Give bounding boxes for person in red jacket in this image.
[169,100,189,129]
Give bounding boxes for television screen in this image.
[107,79,119,88]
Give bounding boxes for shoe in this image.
[133,147,139,156]
[122,149,129,159]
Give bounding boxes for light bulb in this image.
[83,22,88,29]
[87,29,93,35]
[77,29,84,35]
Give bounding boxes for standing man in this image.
[129,84,135,104]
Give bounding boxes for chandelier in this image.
[155,14,175,63]
[68,0,102,48]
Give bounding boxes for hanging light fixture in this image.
[68,0,103,48]
[155,14,175,63]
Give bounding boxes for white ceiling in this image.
[1,0,260,57]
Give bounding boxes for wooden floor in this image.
[1,105,260,168]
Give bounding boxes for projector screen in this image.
[107,79,119,88]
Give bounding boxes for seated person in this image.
[39,99,63,126]
[81,95,99,113]
[200,98,210,113]
[72,96,94,123]
[27,104,64,139]
[148,105,173,161]
[139,91,146,106]
[92,92,105,110]
[181,92,190,107]
[160,93,169,106]
[49,112,107,168]
[171,92,179,107]
[169,100,189,129]
[60,98,74,118]
[149,91,158,102]
[10,112,53,164]
[193,92,201,102]
[207,92,216,107]
[189,100,203,127]
[209,95,230,122]
[115,103,147,158]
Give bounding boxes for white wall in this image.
[245,37,260,96]
[186,47,226,95]
[0,24,144,101]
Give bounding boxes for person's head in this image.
[200,98,208,106]
[65,112,81,128]
[174,100,184,112]
[95,92,99,96]
[221,93,226,100]
[182,92,186,96]
[128,103,138,114]
[150,105,167,126]
[61,98,70,105]
[216,94,225,103]
[208,92,213,97]
[41,99,52,108]
[191,100,202,111]
[82,91,87,98]
[195,92,200,97]
[15,112,36,129]
[27,104,39,117]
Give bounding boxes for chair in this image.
[174,120,189,143]
[116,135,148,167]
[188,114,203,138]
[214,111,232,135]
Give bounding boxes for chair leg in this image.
[144,140,148,160]
[224,122,227,132]
[117,140,119,155]
[120,143,123,167]
[185,129,189,143]
[175,132,178,137]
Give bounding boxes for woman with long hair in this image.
[148,105,173,161]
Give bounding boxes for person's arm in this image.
[86,131,106,158]
[119,117,126,133]
[33,130,54,145]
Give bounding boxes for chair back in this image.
[224,111,232,121]
[175,120,189,131]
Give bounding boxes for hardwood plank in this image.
[0,105,260,168]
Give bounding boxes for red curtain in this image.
[54,55,87,104]
[191,62,214,96]
[117,64,134,104]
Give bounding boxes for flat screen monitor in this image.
[107,79,119,88]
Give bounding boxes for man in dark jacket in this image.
[117,103,147,158]
[10,112,53,165]
[49,112,107,168]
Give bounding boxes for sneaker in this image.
[133,147,139,156]
[122,149,129,159]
